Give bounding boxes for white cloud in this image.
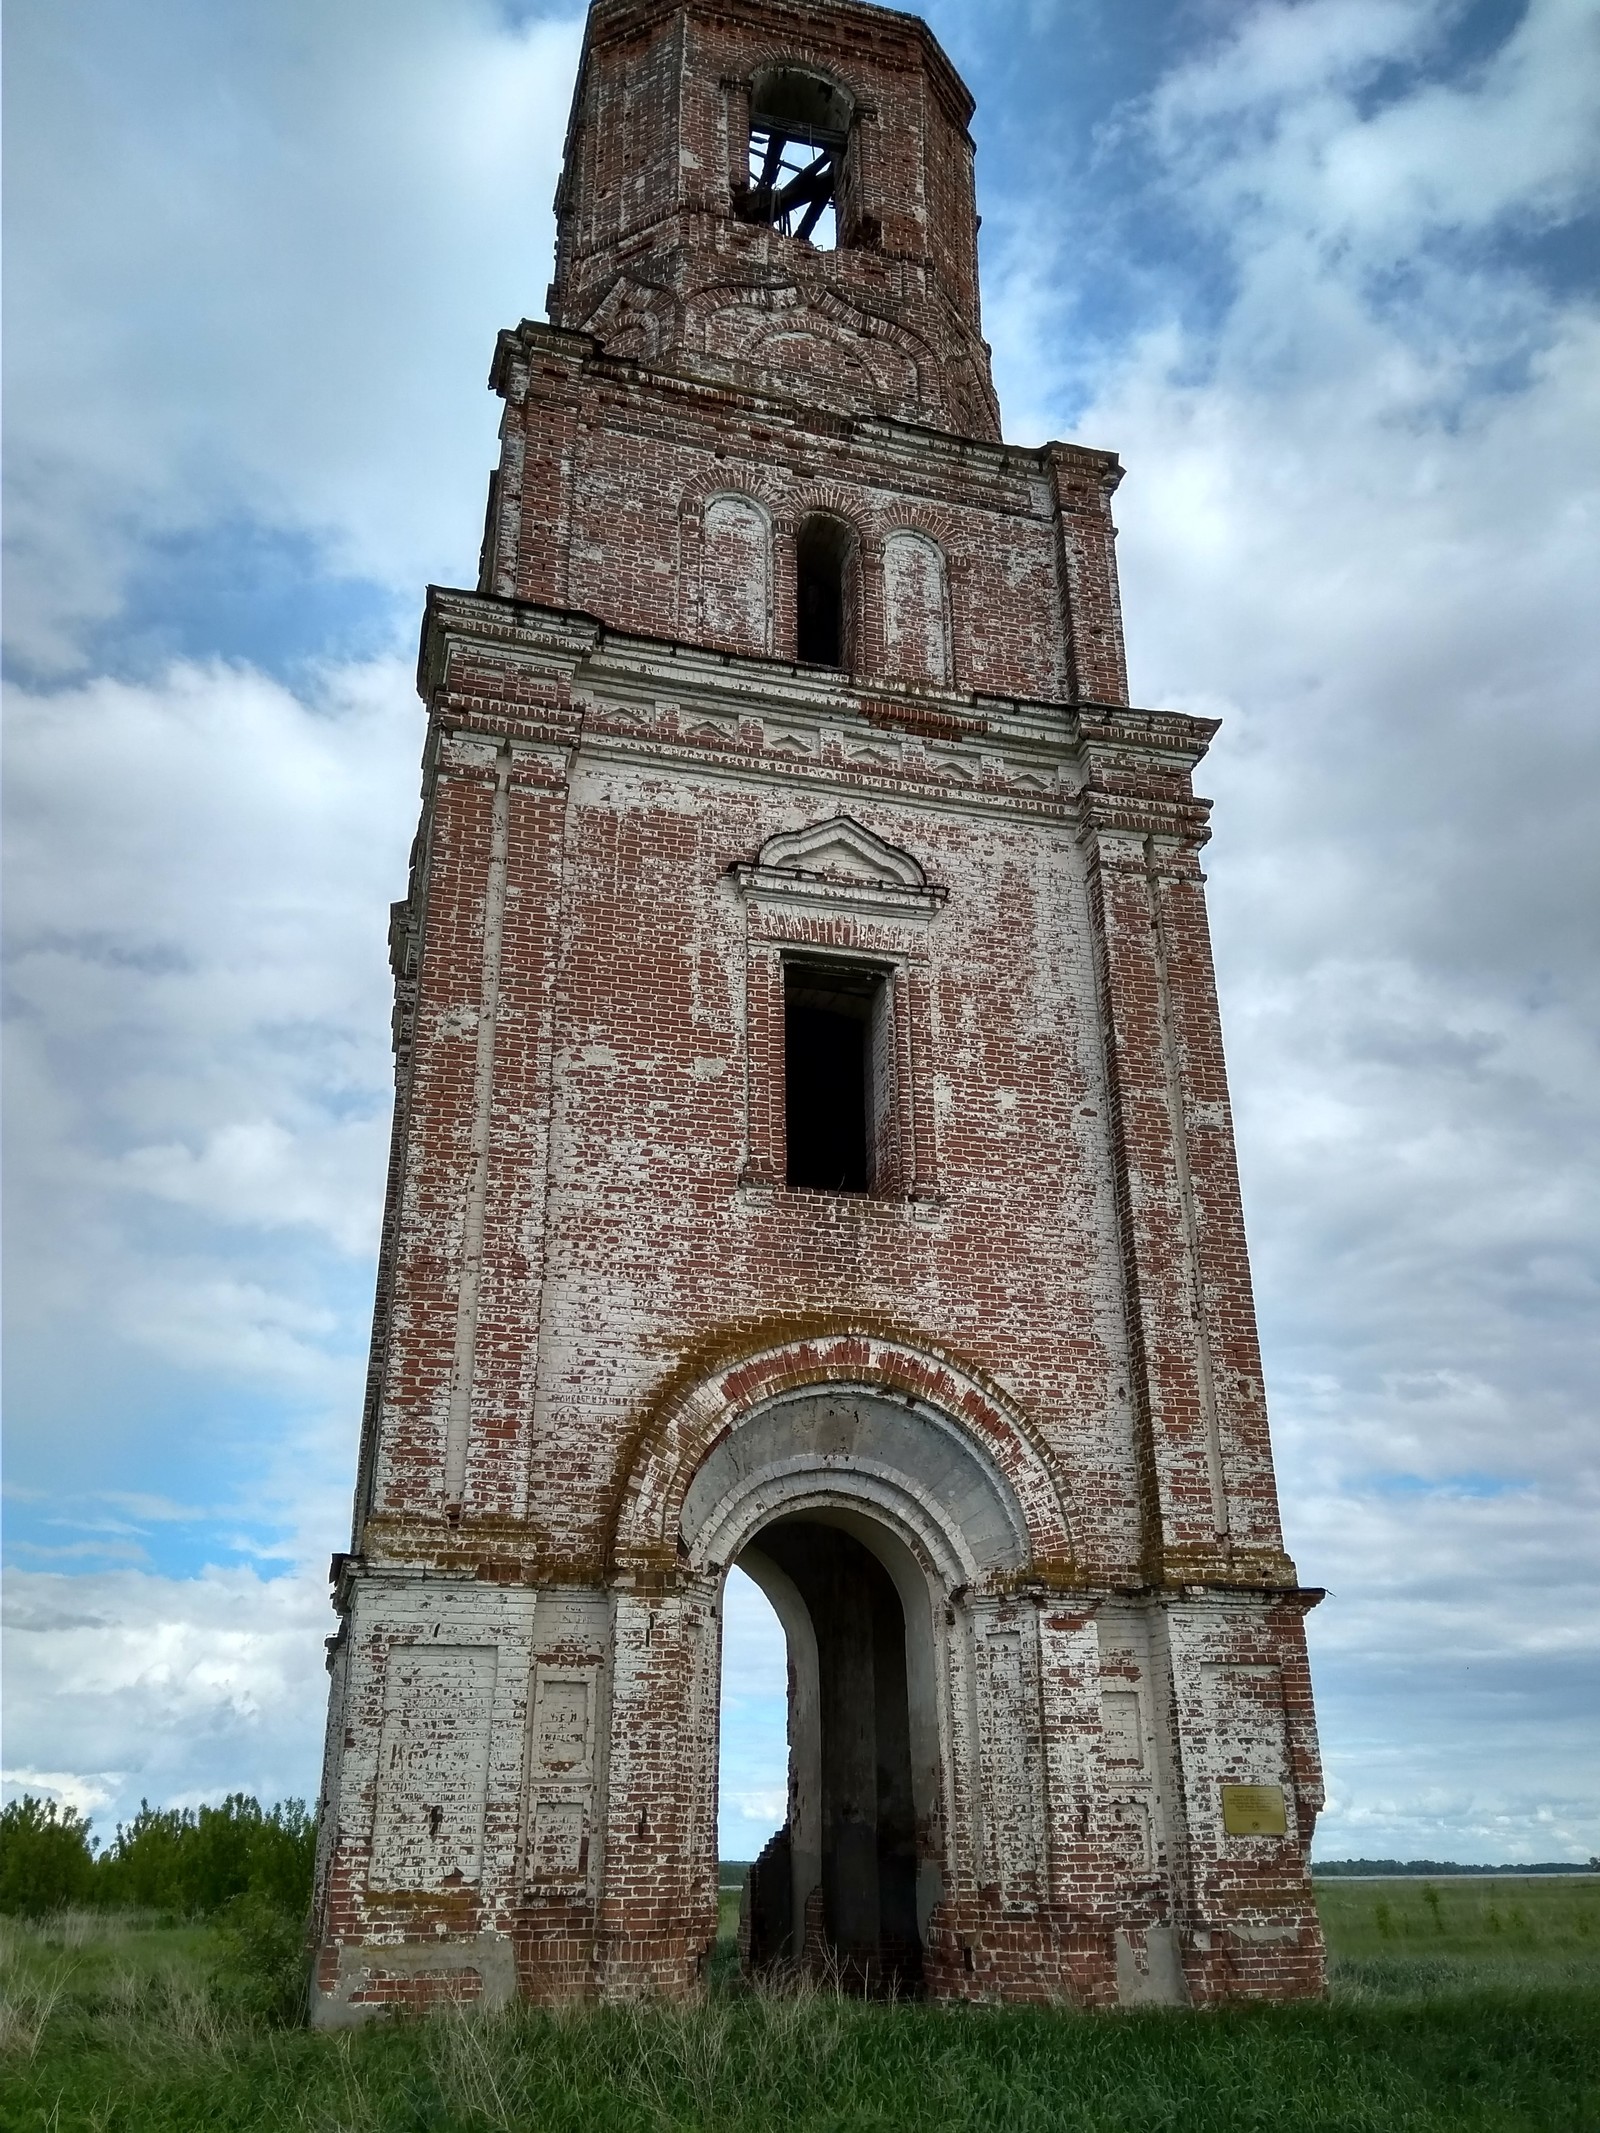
[723,1789,788,1828]
[2,653,414,1599]
[3,0,584,671]
[109,1275,343,1385]
[3,0,1595,1865]
[0,1771,122,1822]
[2,1568,333,1831]
[4,654,417,1335]
[119,1121,380,1257]
[1149,0,1600,245]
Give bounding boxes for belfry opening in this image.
[734,1516,924,1994]
[741,68,851,250]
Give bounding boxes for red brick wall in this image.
[311,0,1325,2023]
[548,0,999,438]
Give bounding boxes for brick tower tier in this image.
[310,0,1326,2022]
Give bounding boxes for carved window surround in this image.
[732,817,945,1201]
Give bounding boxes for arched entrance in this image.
[606,1333,1078,2001]
[669,1368,1053,1994]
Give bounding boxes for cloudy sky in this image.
[4,0,1597,1868]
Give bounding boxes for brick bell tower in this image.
[311,0,1327,2021]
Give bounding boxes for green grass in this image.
[2,1880,1597,2132]
[1320,1874,1600,2001]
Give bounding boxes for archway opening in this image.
[717,1564,789,1905]
[735,1515,923,1995]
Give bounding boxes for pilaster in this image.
[1045,445,1130,705]
[1076,710,1296,1588]
[365,602,589,1540]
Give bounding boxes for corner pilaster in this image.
[1045,446,1130,705]
[1076,708,1295,1589]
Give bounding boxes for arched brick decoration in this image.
[698,494,772,653]
[772,480,868,541]
[875,502,962,548]
[882,530,950,685]
[687,282,939,423]
[609,1332,1076,1576]
[677,465,782,516]
[578,273,683,362]
[743,49,861,106]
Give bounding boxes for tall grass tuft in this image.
[0,1917,72,2060]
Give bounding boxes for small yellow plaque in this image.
[1221,1784,1288,1837]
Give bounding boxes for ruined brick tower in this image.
[311,0,1326,2021]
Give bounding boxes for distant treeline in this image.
[0,1793,315,1920]
[1315,1859,1599,1878]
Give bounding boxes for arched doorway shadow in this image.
[737,1512,926,1994]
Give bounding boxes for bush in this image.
[212,1890,312,2026]
[95,1793,315,1918]
[0,1795,97,1916]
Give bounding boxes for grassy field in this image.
[2,1878,1596,2132]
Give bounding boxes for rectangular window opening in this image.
[783,961,887,1194]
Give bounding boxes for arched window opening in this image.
[740,69,852,251]
[795,515,853,667]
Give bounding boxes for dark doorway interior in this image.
[795,517,851,666]
[784,962,880,1193]
[740,1517,922,1995]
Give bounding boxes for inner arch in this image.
[682,1383,1032,1581]
[736,1513,924,1994]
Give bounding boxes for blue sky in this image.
[4,0,1597,1865]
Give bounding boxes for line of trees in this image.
[0,1792,315,1920]
[1315,1858,1600,1878]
